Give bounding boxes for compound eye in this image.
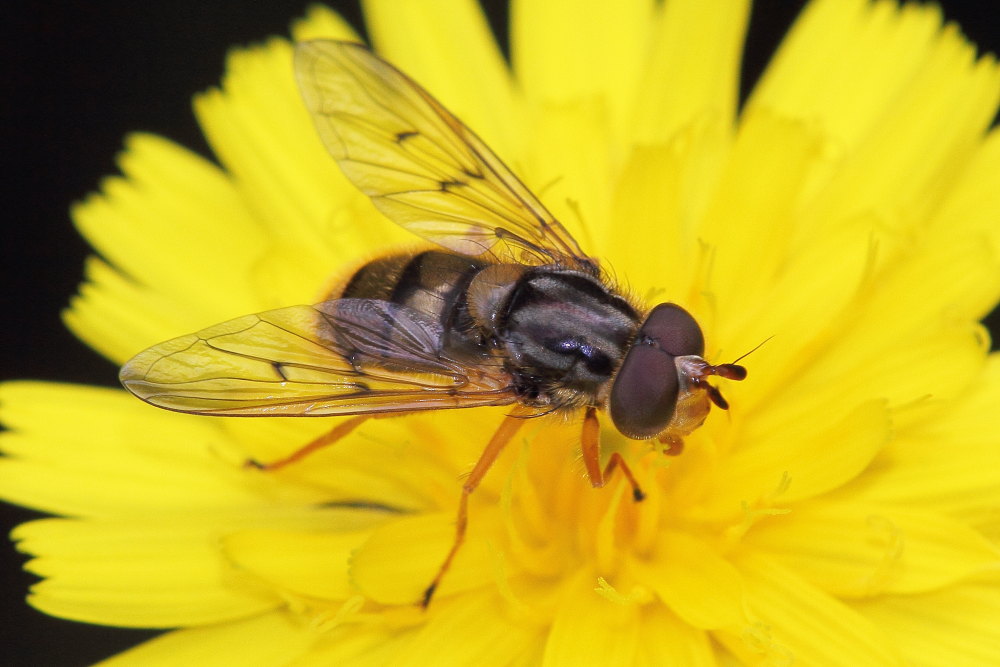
[641,303,704,357]
[608,304,704,440]
[610,343,678,439]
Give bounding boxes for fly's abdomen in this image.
[338,250,489,360]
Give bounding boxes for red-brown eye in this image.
[609,304,704,439]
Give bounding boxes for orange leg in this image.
[581,407,645,502]
[244,414,371,471]
[422,406,532,608]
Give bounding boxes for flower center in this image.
[494,426,687,584]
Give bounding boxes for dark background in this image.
[2,2,998,664]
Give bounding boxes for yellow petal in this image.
[932,129,1000,254]
[512,0,653,145]
[635,605,715,667]
[846,355,1000,526]
[394,593,540,667]
[290,4,361,43]
[605,135,713,299]
[0,382,330,516]
[697,109,825,332]
[65,257,197,364]
[632,531,744,630]
[740,240,993,421]
[760,0,1000,242]
[712,212,877,405]
[97,610,317,666]
[224,528,378,601]
[748,502,999,597]
[296,624,411,667]
[14,518,278,628]
[541,571,640,666]
[856,237,999,354]
[525,98,613,249]
[717,552,901,664]
[854,573,1000,665]
[743,321,985,452]
[71,133,265,310]
[349,513,496,605]
[631,0,749,144]
[710,399,890,513]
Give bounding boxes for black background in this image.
[2,2,998,664]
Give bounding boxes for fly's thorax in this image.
[490,267,641,402]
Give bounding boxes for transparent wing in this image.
[295,39,595,269]
[120,299,516,416]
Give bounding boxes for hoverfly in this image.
[120,40,747,607]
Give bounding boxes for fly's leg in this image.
[244,414,372,471]
[581,407,645,502]
[421,406,531,608]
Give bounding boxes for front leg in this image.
[581,407,645,502]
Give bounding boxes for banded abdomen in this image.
[337,250,490,363]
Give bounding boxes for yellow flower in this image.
[4,0,1000,664]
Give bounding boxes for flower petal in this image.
[605,140,707,299]
[541,571,640,666]
[224,528,375,601]
[748,502,999,597]
[14,518,279,628]
[290,4,361,43]
[525,97,615,248]
[853,573,1000,666]
[751,0,1000,235]
[71,133,264,303]
[710,399,890,513]
[64,257,194,364]
[631,0,749,144]
[933,129,1000,254]
[349,513,496,605]
[845,354,1000,527]
[0,382,330,517]
[227,414,461,512]
[717,552,901,664]
[739,249,993,426]
[635,605,715,667]
[97,610,317,666]
[632,531,744,630]
[512,0,653,139]
[698,109,825,334]
[394,593,541,667]
[292,625,411,667]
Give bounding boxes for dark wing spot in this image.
[395,130,419,143]
[461,167,484,180]
[271,362,289,381]
[439,179,465,191]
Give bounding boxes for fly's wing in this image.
[120,299,516,416]
[295,39,595,271]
